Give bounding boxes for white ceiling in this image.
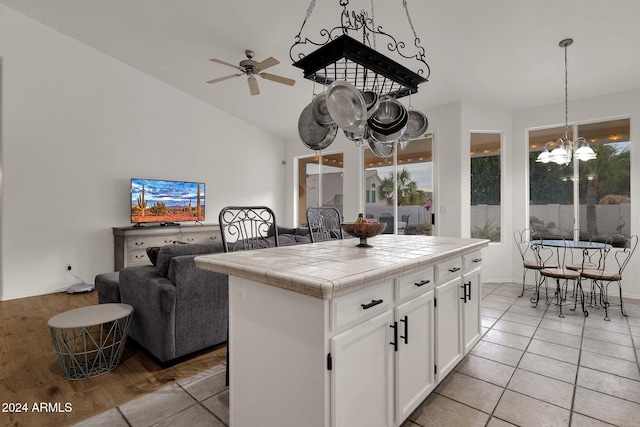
[3,0,640,141]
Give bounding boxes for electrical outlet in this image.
[66,264,72,271]
[237,283,246,301]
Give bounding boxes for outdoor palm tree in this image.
[379,168,427,206]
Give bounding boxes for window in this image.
[363,136,433,235]
[297,153,344,226]
[528,118,630,240]
[470,132,502,242]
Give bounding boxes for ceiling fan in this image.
[207,50,296,96]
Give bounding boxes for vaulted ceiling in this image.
[3,0,640,141]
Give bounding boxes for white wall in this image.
[0,5,285,300]
[460,100,513,283]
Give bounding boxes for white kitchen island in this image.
[195,234,489,427]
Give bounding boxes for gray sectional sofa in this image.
[96,226,312,363]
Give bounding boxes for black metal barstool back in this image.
[306,207,343,243]
[219,206,279,252]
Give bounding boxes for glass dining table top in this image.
[535,239,610,249]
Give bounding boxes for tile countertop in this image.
[195,235,489,300]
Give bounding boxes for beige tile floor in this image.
[74,282,640,427]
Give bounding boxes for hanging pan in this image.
[367,138,395,158]
[311,93,334,127]
[326,81,368,133]
[298,102,338,150]
[404,109,429,140]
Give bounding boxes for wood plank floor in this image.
[0,290,226,427]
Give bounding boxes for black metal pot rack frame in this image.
[290,0,430,99]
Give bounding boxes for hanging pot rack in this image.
[290,0,430,99]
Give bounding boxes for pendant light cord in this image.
[564,42,569,142]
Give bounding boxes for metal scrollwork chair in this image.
[219,206,279,253]
[538,238,584,318]
[580,234,638,320]
[514,229,557,299]
[306,207,343,243]
[565,230,601,272]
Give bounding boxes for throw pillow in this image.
[146,246,161,266]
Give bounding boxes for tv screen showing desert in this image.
[131,179,205,224]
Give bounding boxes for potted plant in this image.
[420,222,432,236]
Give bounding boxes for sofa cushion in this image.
[156,242,224,277]
[295,227,310,236]
[276,226,297,236]
[295,234,312,244]
[278,234,297,246]
[95,271,121,303]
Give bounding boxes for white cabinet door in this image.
[395,290,435,425]
[435,276,463,382]
[331,310,394,427]
[462,268,482,354]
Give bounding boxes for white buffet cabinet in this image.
[113,224,221,270]
[195,235,488,427]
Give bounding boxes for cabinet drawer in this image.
[181,231,221,244]
[126,234,180,250]
[396,267,434,303]
[331,281,394,331]
[463,251,483,271]
[127,249,152,265]
[435,257,463,284]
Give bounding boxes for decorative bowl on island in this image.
[341,221,387,248]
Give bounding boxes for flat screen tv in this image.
[131,178,205,225]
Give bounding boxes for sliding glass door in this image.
[363,136,433,235]
[297,152,344,226]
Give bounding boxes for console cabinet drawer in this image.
[180,230,221,244]
[127,250,151,265]
[331,281,394,331]
[435,257,463,284]
[126,234,180,250]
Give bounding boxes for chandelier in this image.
[536,39,596,165]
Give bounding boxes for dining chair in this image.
[378,215,394,234]
[514,229,557,299]
[306,206,343,243]
[539,238,584,318]
[565,229,601,272]
[580,234,638,320]
[218,206,279,252]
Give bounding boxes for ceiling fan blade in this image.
[247,75,260,96]
[206,73,243,84]
[210,58,245,72]
[256,57,279,72]
[260,72,296,86]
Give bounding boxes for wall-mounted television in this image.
[131,178,205,225]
